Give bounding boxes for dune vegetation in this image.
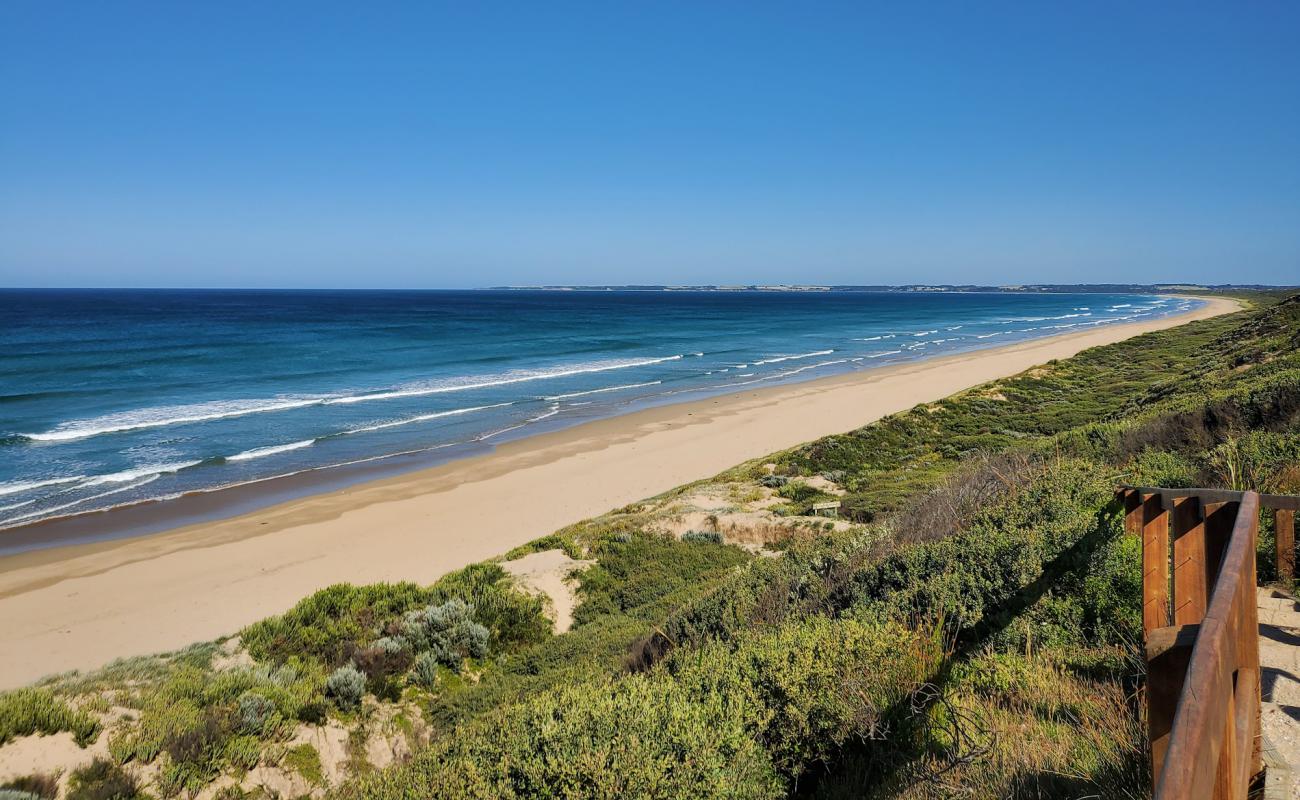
[3,291,1298,800]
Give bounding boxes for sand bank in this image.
[0,296,1240,688]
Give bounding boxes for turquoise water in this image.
[0,289,1196,530]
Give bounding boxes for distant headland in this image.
[484,282,1291,293]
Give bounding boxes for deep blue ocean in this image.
[0,289,1196,530]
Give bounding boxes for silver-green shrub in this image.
[372,636,409,656]
[411,652,441,689]
[400,598,490,669]
[236,691,277,735]
[325,665,366,710]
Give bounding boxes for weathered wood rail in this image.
[1120,486,1300,799]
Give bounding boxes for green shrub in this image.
[672,616,943,776]
[283,743,326,787]
[241,582,438,665]
[682,530,724,543]
[105,661,324,786]
[225,734,262,771]
[66,759,142,800]
[0,687,99,747]
[241,565,549,669]
[342,615,942,800]
[571,533,750,626]
[345,672,781,800]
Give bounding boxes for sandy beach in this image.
[0,296,1239,688]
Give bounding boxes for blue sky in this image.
[1,2,1297,288]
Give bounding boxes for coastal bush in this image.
[410,652,441,689]
[0,791,42,800]
[346,672,783,800]
[283,742,326,787]
[397,598,491,674]
[681,530,723,543]
[421,564,550,650]
[66,759,142,800]
[0,687,99,747]
[425,537,754,731]
[342,615,941,800]
[235,691,278,735]
[570,532,750,627]
[105,661,325,789]
[241,582,437,666]
[326,665,366,710]
[240,564,548,669]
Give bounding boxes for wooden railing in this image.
[1120,486,1300,799]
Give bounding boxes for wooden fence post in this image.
[1204,501,1238,590]
[1143,492,1172,636]
[1147,624,1198,789]
[1172,496,1207,626]
[1278,508,1296,581]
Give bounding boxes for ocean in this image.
[0,289,1196,538]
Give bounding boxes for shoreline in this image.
[0,300,1199,552]
[0,295,1240,688]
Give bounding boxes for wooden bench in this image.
[811,501,839,518]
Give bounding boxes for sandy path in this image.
[0,296,1240,688]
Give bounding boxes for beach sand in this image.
[0,296,1240,688]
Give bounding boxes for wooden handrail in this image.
[1121,484,1300,512]
[1120,487,1266,800]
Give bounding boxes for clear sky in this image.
[1,2,1297,288]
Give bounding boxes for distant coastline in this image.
[482,282,1289,292]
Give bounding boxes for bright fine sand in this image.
[0,296,1240,688]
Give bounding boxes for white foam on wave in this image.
[864,350,903,358]
[227,440,315,462]
[0,476,86,497]
[341,403,514,435]
[82,460,202,487]
[544,381,662,401]
[1110,303,1132,309]
[21,355,685,443]
[1002,312,1090,323]
[22,398,321,443]
[2,476,160,526]
[477,403,561,442]
[913,330,939,337]
[0,498,37,513]
[751,349,834,366]
[323,355,684,405]
[723,359,850,388]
